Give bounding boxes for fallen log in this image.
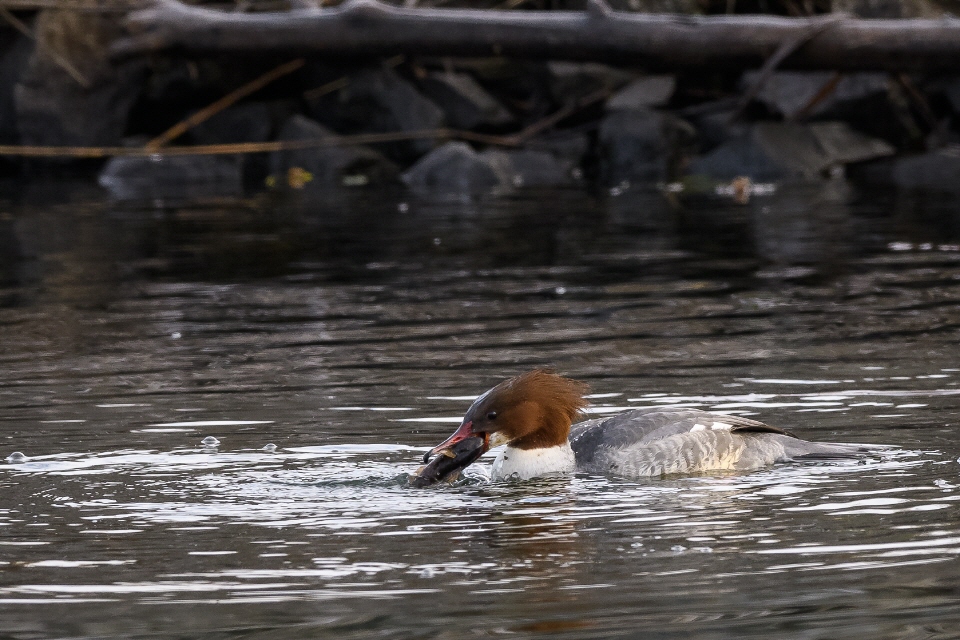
[112,0,960,72]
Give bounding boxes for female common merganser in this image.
[413,370,867,487]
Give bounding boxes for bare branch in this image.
[111,0,960,72]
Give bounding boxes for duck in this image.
[413,369,869,486]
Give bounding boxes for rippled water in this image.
[2,181,960,638]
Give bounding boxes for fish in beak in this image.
[410,421,489,487]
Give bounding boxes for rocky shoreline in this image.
[3,1,960,202]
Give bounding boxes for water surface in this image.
[1,181,960,638]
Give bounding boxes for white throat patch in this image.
[491,443,576,481]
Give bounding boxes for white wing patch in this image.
[691,422,732,432]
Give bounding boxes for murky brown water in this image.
[1,179,960,638]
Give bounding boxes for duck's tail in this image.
[785,440,888,461]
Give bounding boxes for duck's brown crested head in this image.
[420,370,590,476]
[461,370,589,450]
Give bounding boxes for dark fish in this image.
[410,436,486,488]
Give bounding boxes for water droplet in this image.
[171,332,182,339]
[6,451,27,463]
[262,443,277,453]
[555,286,566,295]
[670,545,687,553]
[397,202,409,213]
[201,436,220,447]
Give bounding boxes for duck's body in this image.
[492,406,862,481]
[416,370,868,485]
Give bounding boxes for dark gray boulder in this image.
[419,72,514,130]
[808,121,895,165]
[98,155,243,201]
[606,76,676,111]
[0,30,32,144]
[740,71,888,120]
[480,149,578,188]
[189,102,276,145]
[546,61,632,103]
[402,141,510,196]
[889,147,960,191]
[270,115,398,189]
[688,121,894,181]
[598,108,695,185]
[691,107,750,149]
[310,67,444,161]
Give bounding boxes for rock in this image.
[692,108,750,149]
[889,147,960,191]
[191,101,297,187]
[935,76,960,118]
[688,136,786,182]
[0,30,32,144]
[530,132,590,163]
[546,62,633,103]
[597,108,695,185]
[480,149,577,188]
[740,71,888,120]
[808,121,895,165]
[687,121,894,181]
[402,141,510,196]
[457,60,553,121]
[310,67,444,161]
[419,72,514,130]
[189,102,275,145]
[15,10,145,147]
[270,115,398,189]
[606,76,676,111]
[98,155,243,201]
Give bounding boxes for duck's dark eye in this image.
[486,411,497,420]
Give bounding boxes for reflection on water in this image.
[1,181,960,638]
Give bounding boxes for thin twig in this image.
[146,57,305,150]
[302,54,404,102]
[792,71,841,120]
[896,73,938,129]
[731,15,842,121]
[0,82,610,159]
[0,128,518,158]
[504,87,611,145]
[302,76,349,101]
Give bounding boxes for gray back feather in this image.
[569,408,796,468]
